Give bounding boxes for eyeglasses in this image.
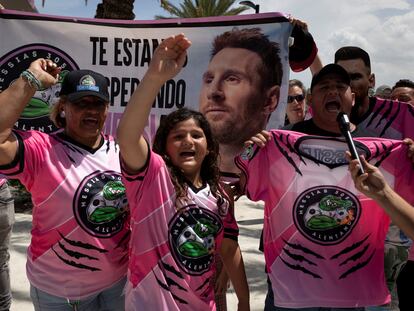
[287,94,305,103]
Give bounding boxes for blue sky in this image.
[34,0,217,20]
[33,0,414,88]
[35,0,164,20]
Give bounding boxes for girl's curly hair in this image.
[152,108,225,203]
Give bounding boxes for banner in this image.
[0,10,292,142]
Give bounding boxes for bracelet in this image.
[20,70,43,91]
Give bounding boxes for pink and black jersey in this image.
[235,130,414,308]
[354,97,414,140]
[122,148,238,311]
[355,97,414,250]
[0,130,130,300]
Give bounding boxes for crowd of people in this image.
[0,13,413,311]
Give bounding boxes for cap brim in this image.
[66,91,109,103]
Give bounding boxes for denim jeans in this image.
[30,276,126,311]
[0,182,14,311]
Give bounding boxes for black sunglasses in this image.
[287,94,305,103]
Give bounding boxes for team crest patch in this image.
[0,44,79,133]
[169,205,223,275]
[77,75,99,92]
[73,171,128,238]
[240,144,255,160]
[293,186,361,245]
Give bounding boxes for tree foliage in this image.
[95,0,135,20]
[157,0,248,19]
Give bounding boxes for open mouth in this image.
[180,151,196,157]
[83,117,99,126]
[325,101,341,113]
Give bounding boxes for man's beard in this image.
[211,119,247,145]
[209,113,264,146]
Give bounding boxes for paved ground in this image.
[9,196,266,311]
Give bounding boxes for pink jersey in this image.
[235,130,414,308]
[356,97,414,253]
[122,149,238,311]
[356,97,414,140]
[409,245,414,260]
[0,130,129,300]
[0,177,5,187]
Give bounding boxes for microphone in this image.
[336,112,365,175]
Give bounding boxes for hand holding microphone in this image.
[337,112,365,175]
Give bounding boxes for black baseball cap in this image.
[310,63,350,91]
[59,69,109,102]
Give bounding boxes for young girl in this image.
[117,34,249,310]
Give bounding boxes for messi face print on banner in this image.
[0,43,79,133]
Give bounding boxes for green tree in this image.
[95,0,135,20]
[157,0,248,19]
[42,0,135,20]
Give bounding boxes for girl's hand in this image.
[146,34,191,83]
[244,130,271,148]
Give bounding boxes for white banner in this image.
[0,10,292,140]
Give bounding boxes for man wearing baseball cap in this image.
[0,60,129,310]
[283,63,371,137]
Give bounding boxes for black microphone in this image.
[336,112,365,175]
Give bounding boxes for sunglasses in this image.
[287,94,305,103]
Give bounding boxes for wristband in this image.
[20,70,43,91]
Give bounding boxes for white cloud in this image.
[254,0,414,88]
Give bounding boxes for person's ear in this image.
[369,73,375,89]
[351,92,355,107]
[263,85,280,114]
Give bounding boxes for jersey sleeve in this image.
[120,142,166,207]
[234,139,270,202]
[0,130,49,190]
[359,137,414,205]
[390,143,414,206]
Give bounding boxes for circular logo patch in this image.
[293,186,361,245]
[169,205,223,275]
[0,44,79,133]
[73,171,128,238]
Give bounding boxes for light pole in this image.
[239,1,260,14]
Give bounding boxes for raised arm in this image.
[348,152,414,240]
[0,59,59,165]
[117,34,191,172]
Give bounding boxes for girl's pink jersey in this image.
[0,130,130,299]
[235,130,414,308]
[121,149,238,311]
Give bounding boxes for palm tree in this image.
[42,0,135,20]
[157,0,248,19]
[95,0,135,20]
